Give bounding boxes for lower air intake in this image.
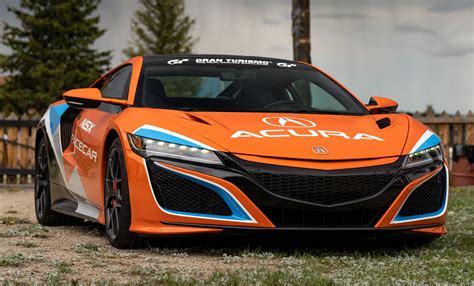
[398,168,446,217]
[146,160,232,216]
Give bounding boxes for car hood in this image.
[168,111,409,161]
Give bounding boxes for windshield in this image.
[137,59,368,115]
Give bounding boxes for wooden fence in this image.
[413,109,474,146]
[0,109,473,184]
[0,112,41,184]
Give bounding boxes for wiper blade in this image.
[177,107,200,111]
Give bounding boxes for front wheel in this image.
[104,138,141,248]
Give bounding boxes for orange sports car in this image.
[35,55,448,248]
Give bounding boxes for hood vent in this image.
[376,117,391,129]
[182,113,211,125]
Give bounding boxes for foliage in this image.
[124,0,197,57]
[0,0,111,113]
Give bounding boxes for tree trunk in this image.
[292,0,311,64]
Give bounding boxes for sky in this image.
[0,0,473,113]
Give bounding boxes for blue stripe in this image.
[134,128,204,149]
[49,104,69,134]
[415,134,441,152]
[394,171,447,222]
[159,165,252,222]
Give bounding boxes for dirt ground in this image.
[0,189,279,283]
[0,187,473,284]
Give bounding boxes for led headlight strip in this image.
[404,145,443,169]
[130,125,223,165]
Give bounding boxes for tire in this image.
[35,135,79,225]
[104,138,141,249]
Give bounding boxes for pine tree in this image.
[0,0,111,113]
[124,0,197,57]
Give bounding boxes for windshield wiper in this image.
[177,107,200,112]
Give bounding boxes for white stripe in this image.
[409,130,434,153]
[68,167,87,198]
[133,124,217,151]
[43,108,67,185]
[143,159,257,223]
[75,200,99,219]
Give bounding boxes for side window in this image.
[100,65,133,99]
[291,80,347,112]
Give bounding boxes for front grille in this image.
[146,160,232,216]
[250,172,395,206]
[259,206,385,228]
[399,169,446,217]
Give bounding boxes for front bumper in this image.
[125,150,448,236]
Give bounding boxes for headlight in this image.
[128,134,223,165]
[404,144,443,169]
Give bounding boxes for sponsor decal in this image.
[277,62,297,68]
[167,59,189,65]
[312,146,329,155]
[79,118,96,134]
[231,117,384,141]
[195,58,271,66]
[71,134,97,162]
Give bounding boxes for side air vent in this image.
[60,108,81,151]
[376,117,391,129]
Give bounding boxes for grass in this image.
[15,239,37,248]
[0,216,30,225]
[0,187,472,285]
[53,260,73,274]
[74,242,101,254]
[0,254,25,267]
[0,223,49,238]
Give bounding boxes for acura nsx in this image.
[35,55,448,248]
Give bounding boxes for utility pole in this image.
[292,0,311,64]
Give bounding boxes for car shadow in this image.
[75,221,435,256]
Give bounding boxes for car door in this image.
[68,65,133,210]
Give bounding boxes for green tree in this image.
[124,0,200,99]
[0,0,111,113]
[124,0,197,57]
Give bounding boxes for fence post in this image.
[19,113,31,183]
[6,113,19,183]
[466,111,474,145]
[0,112,6,168]
[452,111,463,145]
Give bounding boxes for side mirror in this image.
[366,96,398,114]
[63,88,127,109]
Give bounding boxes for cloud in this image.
[262,18,281,26]
[428,0,474,13]
[430,46,474,57]
[312,12,367,20]
[395,23,436,35]
[269,44,290,54]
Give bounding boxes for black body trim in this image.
[161,221,443,232]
